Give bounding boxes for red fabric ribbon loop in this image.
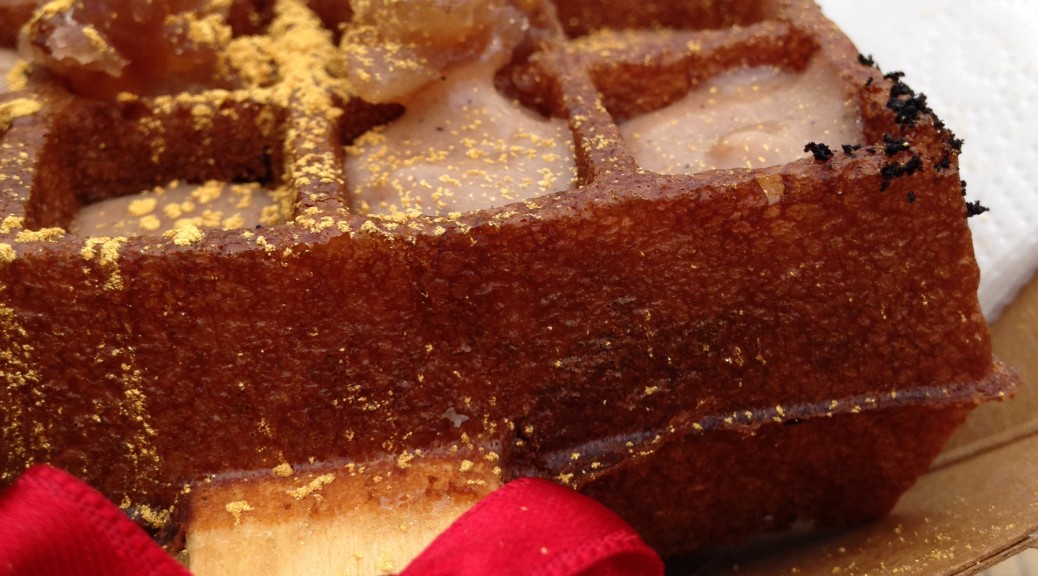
[399,477,664,576]
[0,466,663,576]
[0,465,191,576]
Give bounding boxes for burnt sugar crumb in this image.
[841,144,860,157]
[882,134,910,156]
[958,179,988,218]
[949,137,964,153]
[885,72,917,102]
[966,199,989,217]
[889,82,914,98]
[804,142,834,161]
[888,93,931,125]
[883,72,934,126]
[880,155,924,191]
[858,55,881,87]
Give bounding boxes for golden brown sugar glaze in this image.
[0,0,41,47]
[0,0,1015,556]
[19,0,278,98]
[339,0,525,104]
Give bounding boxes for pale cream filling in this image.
[0,48,19,93]
[620,57,863,175]
[345,58,576,218]
[71,180,286,237]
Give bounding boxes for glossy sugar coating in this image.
[0,0,1016,555]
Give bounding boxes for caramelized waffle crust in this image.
[0,0,1016,556]
[0,1,40,46]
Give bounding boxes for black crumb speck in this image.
[889,82,914,98]
[858,53,877,67]
[883,72,932,126]
[966,200,989,217]
[880,155,924,191]
[804,142,834,161]
[883,134,910,156]
[960,179,968,196]
[949,137,964,153]
[841,144,862,157]
[888,92,931,125]
[907,191,917,203]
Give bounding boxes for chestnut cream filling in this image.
[621,57,863,175]
[71,181,290,237]
[344,58,577,218]
[0,48,19,93]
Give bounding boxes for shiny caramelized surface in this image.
[0,0,1013,555]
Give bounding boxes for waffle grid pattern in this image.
[0,0,1015,558]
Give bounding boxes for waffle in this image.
[0,0,1015,560]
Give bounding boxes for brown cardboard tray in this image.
[679,274,1038,576]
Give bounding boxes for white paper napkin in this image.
[817,0,1038,321]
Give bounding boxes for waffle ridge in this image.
[0,0,1016,556]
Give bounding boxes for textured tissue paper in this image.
[818,1,1038,321]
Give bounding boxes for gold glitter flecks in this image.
[225,500,254,525]
[122,387,157,438]
[224,35,279,86]
[137,504,172,530]
[0,243,15,263]
[0,216,24,234]
[106,347,162,490]
[0,98,42,132]
[80,236,127,291]
[254,235,276,254]
[182,12,233,49]
[286,473,336,500]
[396,451,417,469]
[0,283,46,468]
[165,224,205,247]
[5,60,30,92]
[14,227,64,243]
[127,197,157,217]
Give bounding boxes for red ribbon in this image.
[400,477,663,576]
[0,465,191,576]
[0,466,663,576]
